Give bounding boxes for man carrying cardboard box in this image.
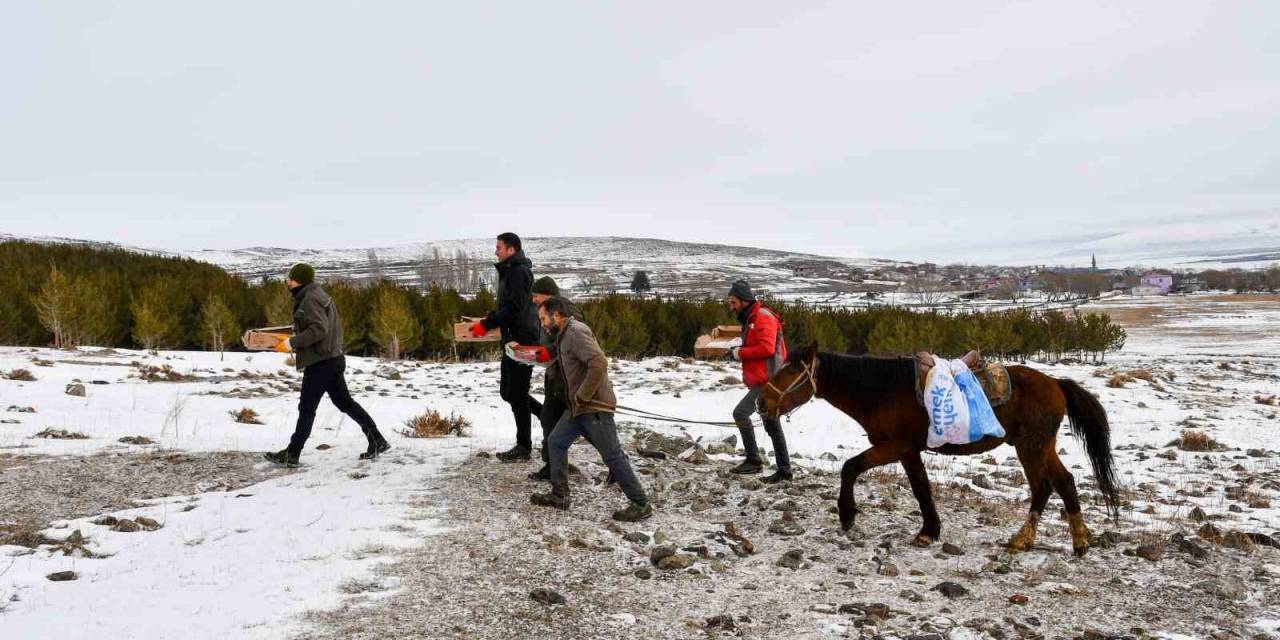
[469,232,543,462]
[265,263,389,466]
[725,280,793,483]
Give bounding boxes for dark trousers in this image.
[288,355,384,457]
[539,392,569,462]
[548,411,647,505]
[500,356,542,450]
[733,386,792,474]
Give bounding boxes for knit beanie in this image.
[532,276,560,296]
[288,263,316,286]
[728,279,755,302]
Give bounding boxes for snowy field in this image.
[1,293,1279,638]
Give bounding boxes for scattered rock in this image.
[47,571,77,582]
[971,475,994,490]
[65,383,86,397]
[705,614,736,630]
[316,444,333,450]
[658,554,695,570]
[649,545,676,565]
[633,568,653,580]
[704,435,737,456]
[878,561,900,577]
[767,519,805,537]
[1188,506,1207,522]
[374,366,402,380]
[135,516,162,531]
[112,519,141,533]
[1134,544,1163,561]
[678,447,708,464]
[933,582,969,598]
[118,436,155,445]
[776,549,805,570]
[622,531,651,544]
[91,515,118,526]
[941,542,964,556]
[1197,576,1248,601]
[1009,594,1029,605]
[1222,530,1255,551]
[529,587,565,605]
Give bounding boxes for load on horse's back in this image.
[758,341,1119,557]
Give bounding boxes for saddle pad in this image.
[917,361,1011,409]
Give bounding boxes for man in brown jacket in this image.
[530,297,651,522]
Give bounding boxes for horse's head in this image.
[757,340,820,419]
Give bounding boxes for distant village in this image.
[785,254,1280,300]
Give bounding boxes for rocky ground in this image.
[0,450,285,545]
[300,425,1280,640]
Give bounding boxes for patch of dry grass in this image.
[400,409,470,438]
[1169,429,1225,452]
[134,363,194,382]
[1256,394,1277,406]
[229,407,264,425]
[1106,369,1165,391]
[33,428,90,440]
[4,368,36,381]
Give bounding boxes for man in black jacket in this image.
[265,263,389,467]
[469,233,543,462]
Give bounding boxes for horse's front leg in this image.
[900,452,941,546]
[838,444,907,531]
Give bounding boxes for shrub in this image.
[1170,429,1224,452]
[229,407,263,424]
[3,368,35,381]
[400,409,470,438]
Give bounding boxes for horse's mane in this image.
[810,352,917,399]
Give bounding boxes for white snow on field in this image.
[2,293,1280,637]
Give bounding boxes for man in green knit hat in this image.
[527,276,587,480]
[265,263,390,466]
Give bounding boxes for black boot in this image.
[761,470,794,484]
[359,440,391,461]
[528,465,550,481]
[730,458,764,475]
[530,482,569,510]
[496,445,531,463]
[264,449,299,468]
[612,500,653,522]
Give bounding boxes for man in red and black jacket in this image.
[726,280,793,483]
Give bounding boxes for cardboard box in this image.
[242,325,294,351]
[454,316,501,343]
[693,325,743,359]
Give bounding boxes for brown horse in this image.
[757,342,1119,556]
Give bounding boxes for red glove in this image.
[469,322,488,338]
[533,346,551,363]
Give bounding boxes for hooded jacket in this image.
[289,282,344,370]
[482,251,539,345]
[737,301,787,388]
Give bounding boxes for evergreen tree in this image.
[369,285,421,360]
[131,280,181,350]
[630,270,652,293]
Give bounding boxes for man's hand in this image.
[726,347,740,362]
[274,338,293,353]
[469,322,488,338]
[532,346,551,363]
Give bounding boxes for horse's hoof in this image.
[1006,539,1033,554]
[911,534,934,548]
[1073,544,1089,558]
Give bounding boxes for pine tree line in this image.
[1,240,1125,363]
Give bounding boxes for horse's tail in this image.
[1057,378,1121,518]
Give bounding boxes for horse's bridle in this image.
[761,357,819,418]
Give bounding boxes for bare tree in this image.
[903,276,948,307]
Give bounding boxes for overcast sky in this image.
[1,2,1276,260]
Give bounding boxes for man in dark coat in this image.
[527,276,586,480]
[469,233,543,461]
[265,263,389,466]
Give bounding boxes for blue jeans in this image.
[548,411,647,506]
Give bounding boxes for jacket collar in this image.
[495,250,532,273]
